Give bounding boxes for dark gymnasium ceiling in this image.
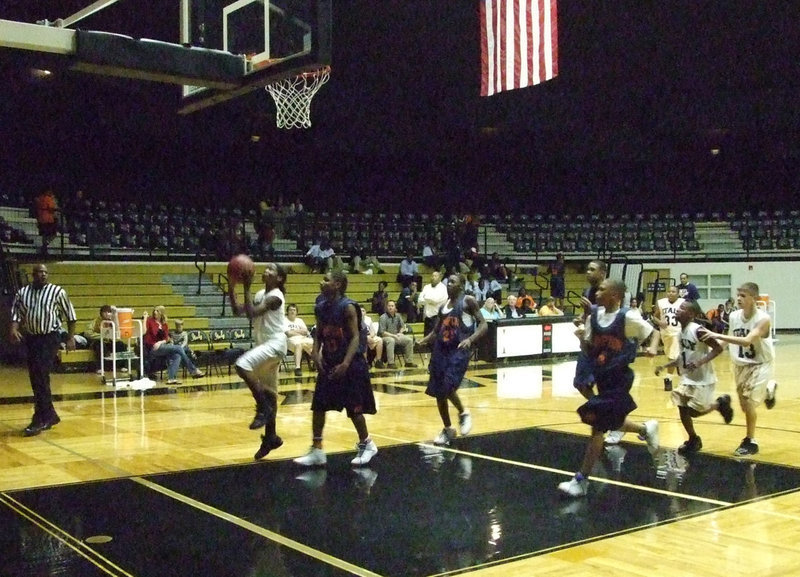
[1,1,799,213]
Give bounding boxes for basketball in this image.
[227,254,255,283]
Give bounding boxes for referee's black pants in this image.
[25,332,60,422]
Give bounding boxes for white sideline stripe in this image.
[132,477,384,577]
[372,432,731,507]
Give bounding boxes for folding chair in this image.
[223,328,250,375]
[186,329,214,376]
[207,329,231,376]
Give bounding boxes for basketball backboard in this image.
[0,0,330,115]
[179,0,331,113]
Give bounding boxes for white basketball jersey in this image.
[253,288,286,345]
[728,308,774,365]
[657,297,685,337]
[678,321,716,386]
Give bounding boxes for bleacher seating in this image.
[5,190,800,264]
[42,261,423,372]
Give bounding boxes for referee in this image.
[10,263,77,436]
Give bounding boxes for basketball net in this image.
[265,66,330,129]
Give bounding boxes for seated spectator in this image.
[59,327,87,350]
[518,300,537,316]
[720,298,734,331]
[538,297,564,317]
[464,246,486,273]
[360,306,384,368]
[378,301,417,369]
[629,297,642,314]
[170,319,197,362]
[480,297,503,320]
[304,237,336,273]
[144,305,204,384]
[515,288,537,313]
[460,212,480,250]
[479,274,503,303]
[421,239,440,270]
[360,251,384,274]
[304,238,322,271]
[629,297,651,321]
[285,303,314,376]
[348,239,382,274]
[504,295,523,319]
[254,199,276,242]
[84,305,128,375]
[348,240,367,272]
[707,303,727,333]
[398,281,420,323]
[488,252,509,283]
[443,238,465,276]
[250,228,275,260]
[397,250,422,287]
[463,272,482,303]
[371,281,389,315]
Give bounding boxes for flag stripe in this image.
[480,0,558,97]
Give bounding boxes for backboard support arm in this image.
[58,0,123,28]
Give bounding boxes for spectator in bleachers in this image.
[378,301,417,369]
[370,281,390,316]
[459,213,480,250]
[504,294,523,319]
[214,218,245,261]
[293,198,305,226]
[707,304,727,333]
[255,200,276,243]
[721,298,734,330]
[538,297,564,317]
[548,252,566,308]
[422,238,440,270]
[471,272,487,303]
[442,232,464,276]
[398,280,420,323]
[144,306,204,384]
[251,204,276,260]
[463,272,481,303]
[515,288,537,314]
[170,319,197,362]
[419,271,448,336]
[360,306,385,368]
[464,246,485,274]
[304,237,335,273]
[480,297,503,320]
[348,239,367,272]
[629,297,643,315]
[398,250,422,287]
[350,241,383,274]
[85,305,128,375]
[478,274,503,304]
[677,273,700,301]
[34,188,59,255]
[487,252,510,283]
[285,303,314,377]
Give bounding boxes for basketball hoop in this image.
[265,66,330,129]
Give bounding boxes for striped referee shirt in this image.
[11,283,77,335]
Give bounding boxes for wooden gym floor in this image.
[1,337,800,577]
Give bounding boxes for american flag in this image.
[480,0,558,96]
